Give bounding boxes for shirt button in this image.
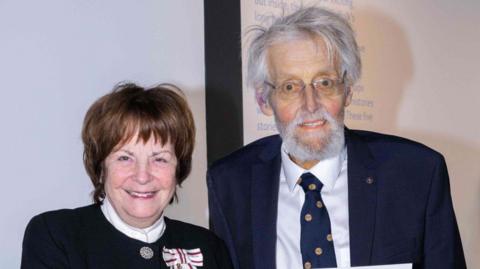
[366,176,374,184]
[315,247,323,255]
[316,201,323,208]
[304,261,312,269]
[327,234,333,242]
[305,214,312,222]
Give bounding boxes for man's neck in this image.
[289,155,319,170]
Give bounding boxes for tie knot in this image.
[299,172,323,193]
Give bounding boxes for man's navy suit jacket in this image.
[207,129,466,269]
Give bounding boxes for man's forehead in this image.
[269,35,329,54]
[266,35,338,76]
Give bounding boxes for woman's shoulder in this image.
[25,204,100,236]
[30,204,98,222]
[163,217,228,248]
[164,217,217,239]
[22,204,103,268]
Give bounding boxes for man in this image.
[207,6,466,269]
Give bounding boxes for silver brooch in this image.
[140,246,154,259]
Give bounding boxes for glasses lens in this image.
[279,80,302,97]
[321,78,334,88]
[313,78,342,96]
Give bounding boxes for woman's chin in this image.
[121,206,164,228]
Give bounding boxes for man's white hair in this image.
[246,6,361,103]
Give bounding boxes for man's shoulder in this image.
[349,129,444,161]
[209,134,281,172]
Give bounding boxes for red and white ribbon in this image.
[162,247,204,269]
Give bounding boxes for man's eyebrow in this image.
[314,70,338,77]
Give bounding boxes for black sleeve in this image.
[21,214,69,269]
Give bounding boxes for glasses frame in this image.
[264,71,347,99]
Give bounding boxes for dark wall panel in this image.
[204,0,244,165]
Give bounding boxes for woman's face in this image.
[104,134,177,228]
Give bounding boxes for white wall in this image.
[0,1,206,267]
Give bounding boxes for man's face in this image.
[260,36,352,167]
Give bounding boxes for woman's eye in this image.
[117,156,130,161]
[155,157,168,163]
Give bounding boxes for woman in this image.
[21,83,232,269]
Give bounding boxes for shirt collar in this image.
[281,143,347,193]
[101,196,166,243]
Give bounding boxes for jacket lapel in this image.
[346,129,378,266]
[251,136,282,269]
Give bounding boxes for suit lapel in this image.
[346,129,378,266]
[251,136,282,269]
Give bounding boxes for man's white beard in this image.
[275,108,345,162]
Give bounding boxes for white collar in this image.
[100,197,166,243]
[281,144,347,193]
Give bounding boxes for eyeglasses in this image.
[264,71,347,100]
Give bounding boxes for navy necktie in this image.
[299,172,337,269]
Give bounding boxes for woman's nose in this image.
[134,163,152,184]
